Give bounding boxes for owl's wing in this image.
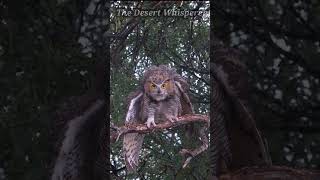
[213,46,271,172]
[122,90,145,173]
[174,77,194,115]
[51,98,108,180]
[174,76,209,168]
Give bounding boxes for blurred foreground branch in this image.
[219,166,320,180]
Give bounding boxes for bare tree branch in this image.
[110,114,209,143]
[110,114,209,169]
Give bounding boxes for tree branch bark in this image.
[110,114,209,143]
[111,114,209,169]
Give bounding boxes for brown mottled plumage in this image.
[123,65,194,172]
[210,40,271,177]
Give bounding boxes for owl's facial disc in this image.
[149,81,168,101]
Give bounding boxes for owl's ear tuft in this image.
[142,66,157,83]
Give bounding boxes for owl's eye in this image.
[150,84,156,89]
[161,83,166,89]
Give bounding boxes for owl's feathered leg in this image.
[145,108,156,128]
[145,116,156,128]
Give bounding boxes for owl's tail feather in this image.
[123,133,145,173]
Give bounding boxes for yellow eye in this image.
[161,83,166,89]
[150,83,156,89]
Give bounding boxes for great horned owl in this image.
[123,65,194,172]
[210,40,271,177]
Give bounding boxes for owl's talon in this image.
[166,115,178,123]
[146,118,156,128]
